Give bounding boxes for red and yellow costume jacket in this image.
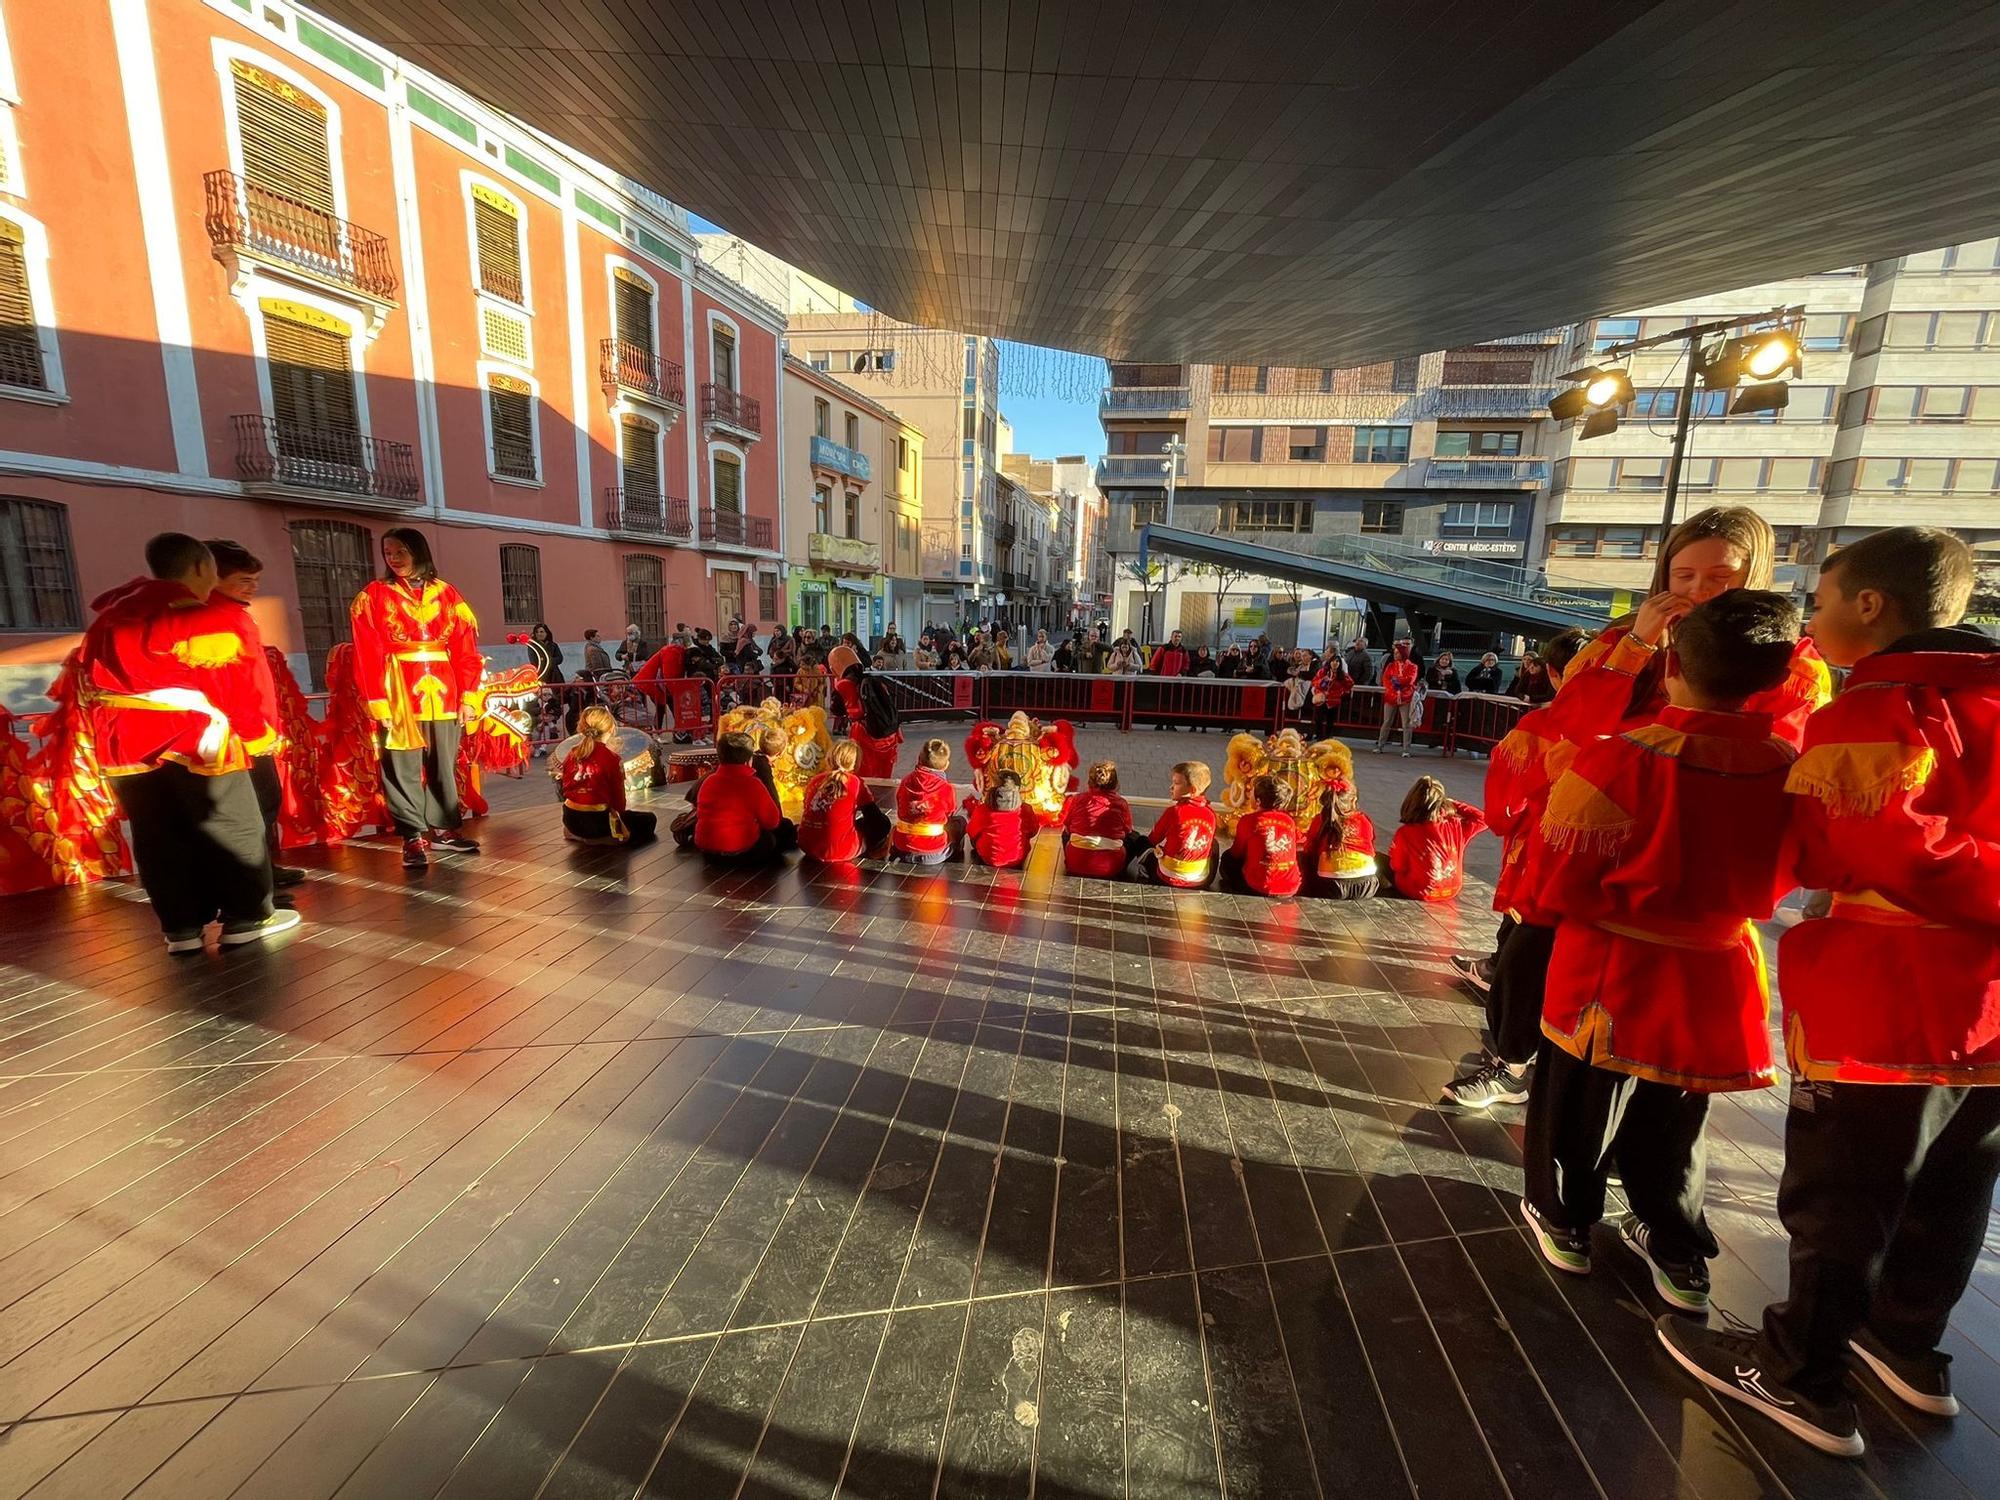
[1304,809,1377,883]
[966,796,1043,869]
[80,578,277,777]
[1148,795,1217,886]
[1389,803,1485,903]
[560,741,628,812]
[349,577,482,750]
[892,767,958,857]
[5,652,131,890]
[799,769,876,863]
[1233,808,1303,896]
[1484,700,1589,925]
[1061,787,1133,877]
[1537,705,1796,1092]
[1780,635,2000,1084]
[1558,622,1831,748]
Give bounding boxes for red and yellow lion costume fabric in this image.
[964,712,1078,818]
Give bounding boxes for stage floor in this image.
[2,794,1998,1499]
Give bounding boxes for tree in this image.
[1267,574,1307,651]
[1181,559,1252,647]
[1971,561,2000,623]
[1120,556,1173,642]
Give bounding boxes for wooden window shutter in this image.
[471,187,524,304]
[262,307,358,437]
[614,270,654,353]
[0,221,44,390]
[714,455,742,512]
[231,61,335,213]
[488,375,536,480]
[620,414,660,497]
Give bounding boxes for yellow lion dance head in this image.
[1219,728,1354,834]
[717,697,832,819]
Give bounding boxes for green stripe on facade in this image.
[297,18,386,89]
[505,146,560,195]
[408,86,478,145]
[229,0,252,10]
[635,227,683,269]
[574,190,622,233]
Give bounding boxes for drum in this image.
[549,725,657,795]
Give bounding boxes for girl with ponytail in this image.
[1062,759,1144,878]
[557,706,657,846]
[799,739,891,862]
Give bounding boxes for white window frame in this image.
[0,108,22,197]
[479,359,543,488]
[247,276,371,440]
[0,3,18,106]
[0,205,65,403]
[213,42,350,227]
[705,309,742,391]
[706,436,749,510]
[462,172,532,310]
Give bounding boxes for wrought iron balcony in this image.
[204,169,398,302]
[808,434,871,482]
[700,383,762,436]
[1422,456,1552,486]
[993,520,1017,546]
[700,507,774,548]
[603,488,691,539]
[232,414,421,505]
[599,338,685,406]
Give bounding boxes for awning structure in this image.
[314,1,2000,363]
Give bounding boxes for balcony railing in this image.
[994,520,1017,546]
[1095,454,1187,487]
[701,383,762,435]
[1432,386,1559,418]
[599,339,685,405]
[806,531,882,571]
[204,170,398,302]
[232,414,421,503]
[701,508,774,548]
[808,434,871,481]
[1423,457,1552,486]
[603,488,691,539]
[1100,386,1192,413]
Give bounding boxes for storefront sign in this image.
[1419,538,1525,558]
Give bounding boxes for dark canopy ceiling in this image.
[318,0,2000,364]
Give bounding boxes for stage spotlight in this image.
[1584,370,1634,408]
[1579,407,1620,439]
[1730,381,1791,417]
[1743,329,1800,379]
[1549,387,1592,421]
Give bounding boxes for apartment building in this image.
[0,0,785,700]
[1097,339,1563,640]
[779,356,923,640]
[998,451,1082,631]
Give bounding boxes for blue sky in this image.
[691,216,1105,461]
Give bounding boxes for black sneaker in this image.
[1449,954,1494,995]
[428,831,481,854]
[219,909,303,946]
[1520,1198,1590,1275]
[1849,1327,1958,1417]
[402,837,429,869]
[1619,1215,1710,1313]
[1655,1315,1863,1457]
[1439,1058,1531,1110]
[273,865,308,888]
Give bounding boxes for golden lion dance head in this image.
[1219,728,1354,833]
[718,697,831,819]
[964,713,1078,817]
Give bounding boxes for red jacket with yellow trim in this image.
[350,577,483,751]
[1483,700,1586,924]
[1556,622,1830,748]
[1147,795,1217,885]
[80,578,277,777]
[892,767,958,856]
[1061,786,1134,877]
[559,741,627,813]
[1536,704,1795,1091]
[1780,635,2000,1084]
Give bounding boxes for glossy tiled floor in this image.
[3,793,1999,1500]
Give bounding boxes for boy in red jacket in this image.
[1384,777,1485,901]
[965,772,1043,869]
[1218,776,1302,897]
[1140,761,1217,888]
[1660,529,2000,1459]
[692,732,783,866]
[891,738,964,864]
[1521,592,1800,1321]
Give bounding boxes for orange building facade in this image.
[0,0,785,698]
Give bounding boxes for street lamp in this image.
[1162,436,1186,526]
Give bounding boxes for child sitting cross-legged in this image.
[1061,760,1146,879]
[1302,774,1377,899]
[1383,775,1486,901]
[1138,761,1218,888]
[1520,590,1802,1323]
[891,738,964,864]
[965,771,1044,870]
[1218,775,1303,898]
[692,731,785,867]
[797,739,892,863]
[557,706,658,846]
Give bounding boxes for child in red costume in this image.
[1660,529,2000,1459]
[693,732,783,866]
[891,738,964,864]
[1557,505,1831,747]
[1218,776,1303,897]
[1520,592,1800,1322]
[1062,760,1142,878]
[1140,761,1217,888]
[1384,777,1484,901]
[965,771,1043,869]
[558,706,657,846]
[799,740,887,863]
[841,664,903,778]
[1302,774,1376,900]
